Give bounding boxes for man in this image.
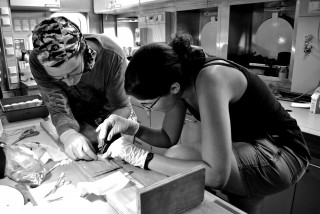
[30,16,131,160]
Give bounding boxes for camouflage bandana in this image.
[32,16,96,70]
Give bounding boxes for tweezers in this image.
[44,172,65,198]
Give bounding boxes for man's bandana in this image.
[32,16,96,70]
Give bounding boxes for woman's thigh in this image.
[226,139,308,198]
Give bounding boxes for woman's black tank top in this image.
[183,56,311,160]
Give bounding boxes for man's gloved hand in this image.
[96,114,139,145]
[101,135,148,169]
[60,129,97,161]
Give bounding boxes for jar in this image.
[278,66,288,79]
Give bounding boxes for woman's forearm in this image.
[149,154,226,189]
[135,125,174,148]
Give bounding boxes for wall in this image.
[102,14,116,37]
[291,15,320,93]
[176,10,201,45]
[0,0,19,94]
[117,21,138,51]
[227,4,254,66]
[290,0,320,94]
[60,0,102,33]
[11,11,48,52]
[0,0,102,97]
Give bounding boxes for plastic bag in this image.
[3,144,47,188]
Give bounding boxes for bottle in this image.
[278,66,288,79]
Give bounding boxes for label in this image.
[310,87,320,114]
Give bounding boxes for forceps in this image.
[12,128,40,145]
[44,172,71,198]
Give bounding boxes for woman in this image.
[96,34,310,213]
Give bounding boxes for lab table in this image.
[279,101,320,137]
[0,116,245,214]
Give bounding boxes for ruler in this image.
[109,159,145,189]
[123,171,144,189]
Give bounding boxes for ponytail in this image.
[169,33,206,76]
[169,33,192,63]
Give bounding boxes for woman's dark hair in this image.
[125,33,205,100]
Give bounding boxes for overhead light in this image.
[94,0,159,13]
[111,0,158,8]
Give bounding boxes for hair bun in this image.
[169,34,192,60]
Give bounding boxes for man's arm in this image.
[38,85,80,136]
[30,50,80,136]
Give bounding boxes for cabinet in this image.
[261,132,320,214]
[180,113,201,150]
[150,110,167,155]
[149,110,202,155]
[261,186,295,214]
[131,99,152,152]
[138,12,172,45]
[291,132,320,214]
[131,104,150,127]
[291,158,320,214]
[130,97,167,154]
[10,0,60,9]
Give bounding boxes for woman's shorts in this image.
[231,138,309,198]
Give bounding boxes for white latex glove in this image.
[96,114,139,146]
[60,129,97,161]
[101,135,148,169]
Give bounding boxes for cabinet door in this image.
[131,102,152,151]
[180,113,201,149]
[150,110,164,128]
[261,186,295,214]
[132,105,150,127]
[291,158,320,214]
[150,110,167,155]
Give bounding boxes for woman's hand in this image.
[102,135,148,169]
[96,114,139,146]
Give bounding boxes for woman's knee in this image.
[164,145,202,160]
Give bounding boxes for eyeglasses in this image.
[51,57,84,83]
[141,96,161,110]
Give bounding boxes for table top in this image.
[0,117,245,214]
[279,101,320,137]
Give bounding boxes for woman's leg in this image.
[222,145,266,214]
[164,144,263,213]
[164,140,305,214]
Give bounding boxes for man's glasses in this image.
[51,70,83,83]
[141,96,161,110]
[51,57,84,83]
